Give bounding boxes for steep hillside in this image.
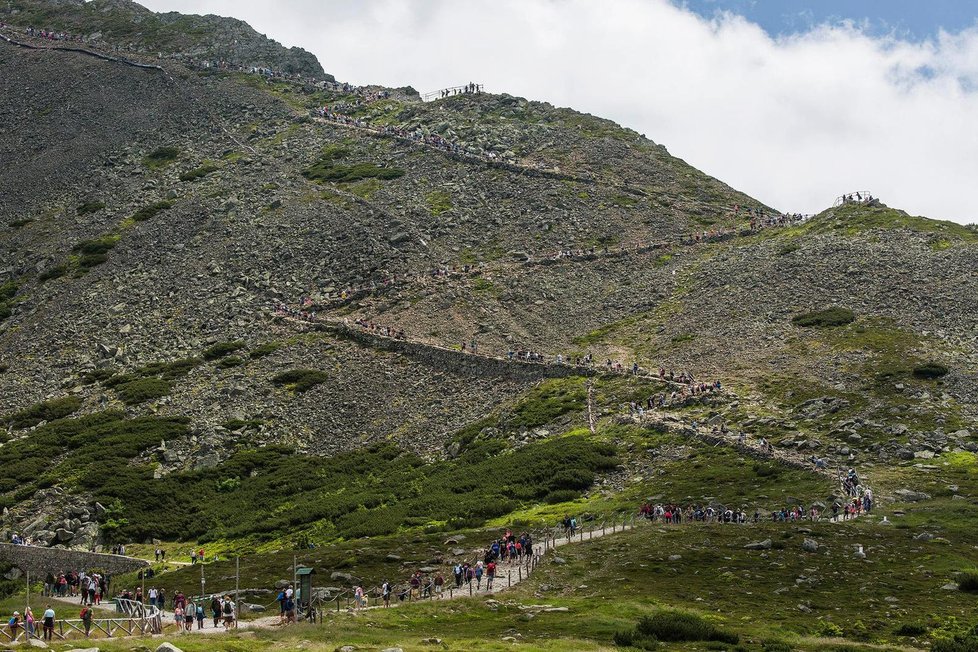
[1,0,326,77]
[0,0,976,581]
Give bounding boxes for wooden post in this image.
[235,556,240,627]
[508,571,511,588]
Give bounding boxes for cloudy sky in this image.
[140,0,978,224]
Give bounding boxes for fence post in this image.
[468,581,472,596]
[508,571,511,588]
[518,566,522,582]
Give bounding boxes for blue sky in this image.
[679,0,978,39]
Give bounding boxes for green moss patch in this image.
[303,146,404,184]
[425,190,453,215]
[248,342,281,359]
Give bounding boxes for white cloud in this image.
[140,0,978,223]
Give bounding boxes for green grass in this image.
[3,396,83,429]
[131,199,175,222]
[142,146,180,169]
[426,190,453,215]
[179,162,220,182]
[271,368,329,392]
[216,356,245,369]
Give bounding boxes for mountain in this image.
[1,0,327,77]
[1,0,977,612]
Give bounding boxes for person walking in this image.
[80,605,93,637]
[42,605,55,641]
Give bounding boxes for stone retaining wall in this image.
[0,543,147,576]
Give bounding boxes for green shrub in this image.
[142,146,180,169]
[77,200,105,215]
[933,625,978,652]
[9,219,33,228]
[894,623,928,636]
[39,264,68,282]
[73,237,118,256]
[914,363,949,380]
[0,281,18,303]
[113,378,172,405]
[635,611,739,644]
[958,569,978,592]
[216,356,244,369]
[179,162,219,182]
[791,307,855,328]
[248,342,281,359]
[215,477,240,493]
[203,341,246,361]
[78,253,109,270]
[543,489,581,504]
[4,396,84,429]
[131,200,174,222]
[302,152,405,183]
[272,368,329,392]
[812,620,844,638]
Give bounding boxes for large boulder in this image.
[744,539,772,550]
[156,643,184,652]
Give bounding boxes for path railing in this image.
[0,598,162,643]
[423,84,485,101]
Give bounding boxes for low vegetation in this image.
[111,377,172,405]
[913,362,949,379]
[0,280,21,323]
[791,306,855,328]
[179,162,220,182]
[131,199,174,222]
[425,190,453,215]
[302,146,404,184]
[142,146,180,169]
[3,396,83,429]
[271,368,329,392]
[76,200,105,215]
[248,342,281,359]
[203,341,246,361]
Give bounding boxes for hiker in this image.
[434,573,444,598]
[42,605,55,641]
[80,604,93,637]
[23,606,34,638]
[222,595,235,629]
[353,585,365,610]
[174,604,184,631]
[195,602,205,629]
[382,580,392,607]
[277,587,287,623]
[8,611,21,639]
[211,595,222,628]
[184,602,195,631]
[284,593,296,622]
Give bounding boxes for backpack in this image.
[223,601,233,615]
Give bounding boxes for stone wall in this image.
[0,543,147,577]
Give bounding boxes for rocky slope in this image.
[0,0,976,549]
[1,0,327,77]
